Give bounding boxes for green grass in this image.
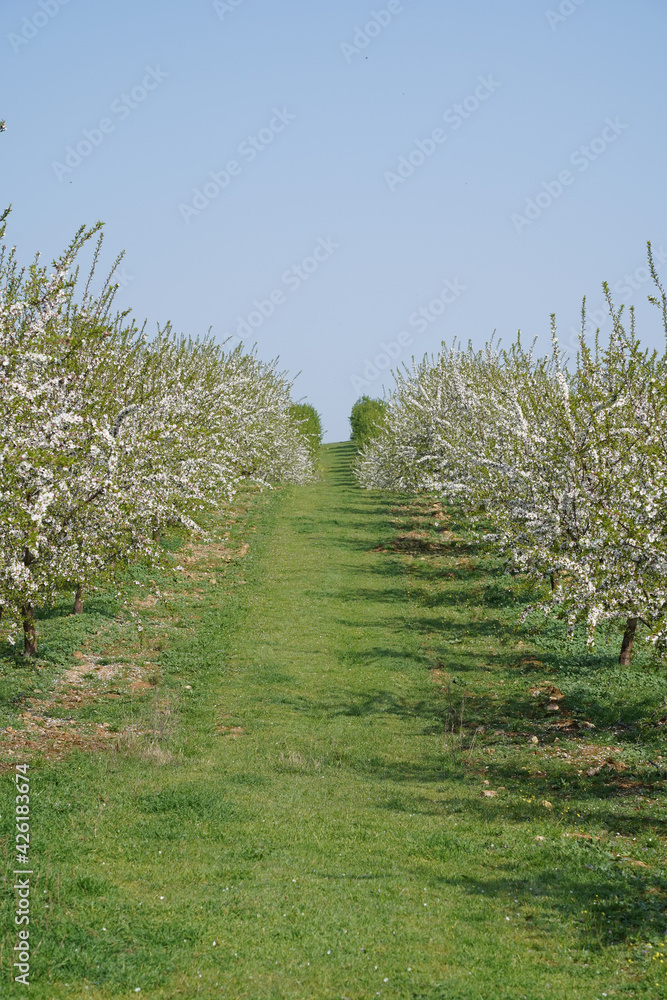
[1,442,666,998]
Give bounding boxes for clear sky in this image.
[2,0,666,440]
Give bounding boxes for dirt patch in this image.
[184,540,235,564]
[530,684,566,714]
[134,595,158,609]
[184,538,249,567]
[130,680,154,694]
[0,713,116,771]
[0,651,161,765]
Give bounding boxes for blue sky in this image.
[2,0,666,440]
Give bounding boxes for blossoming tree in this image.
[357,247,667,664]
[0,217,314,654]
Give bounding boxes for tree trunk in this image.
[619,617,638,666]
[73,584,85,615]
[21,604,37,657]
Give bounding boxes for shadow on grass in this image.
[324,442,359,488]
[0,595,124,671]
[438,865,667,949]
[35,594,120,622]
[344,509,667,739]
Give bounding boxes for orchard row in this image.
[0,215,317,655]
[356,245,667,664]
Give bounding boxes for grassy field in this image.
[1,442,666,999]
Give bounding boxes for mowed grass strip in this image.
[1,442,666,999]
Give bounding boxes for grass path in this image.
[4,443,666,999]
